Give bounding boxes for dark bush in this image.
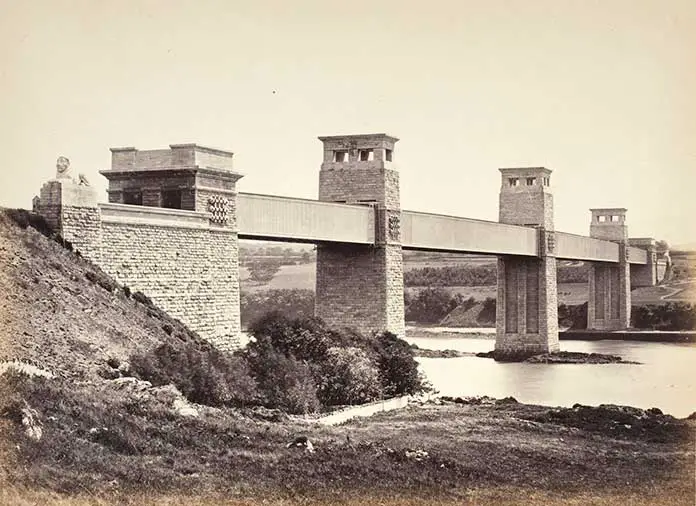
[631,303,696,330]
[106,357,121,369]
[248,312,334,362]
[58,236,73,252]
[316,347,381,406]
[405,288,464,323]
[85,270,118,292]
[4,208,54,237]
[97,365,120,380]
[132,291,154,307]
[558,302,588,330]
[247,259,282,283]
[373,331,425,397]
[130,341,260,408]
[478,297,497,324]
[246,313,426,408]
[244,339,320,414]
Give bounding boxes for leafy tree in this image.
[247,259,282,283]
[405,288,463,323]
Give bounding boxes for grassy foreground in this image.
[1,377,694,506]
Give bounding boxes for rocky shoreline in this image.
[410,343,640,364]
[409,344,473,358]
[475,350,641,364]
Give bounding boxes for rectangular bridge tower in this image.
[587,208,631,330]
[315,134,405,337]
[495,167,559,359]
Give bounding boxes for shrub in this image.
[373,332,424,397]
[85,270,118,292]
[4,208,54,237]
[558,302,588,329]
[248,312,333,362]
[244,340,320,414]
[130,341,259,408]
[246,313,425,408]
[247,259,282,283]
[317,347,381,406]
[132,291,154,307]
[631,303,696,330]
[478,297,497,324]
[405,288,464,323]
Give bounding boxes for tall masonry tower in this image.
[315,133,404,337]
[587,208,631,330]
[499,167,554,228]
[495,167,559,359]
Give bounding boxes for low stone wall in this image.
[310,395,411,426]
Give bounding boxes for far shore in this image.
[406,325,696,343]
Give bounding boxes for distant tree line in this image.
[404,264,589,287]
[239,245,314,267]
[240,288,695,333]
[241,289,314,328]
[631,303,695,331]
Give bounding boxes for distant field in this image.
[633,281,696,304]
[402,254,496,270]
[240,263,315,292]
[241,259,693,306]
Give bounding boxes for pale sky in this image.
[1,0,694,246]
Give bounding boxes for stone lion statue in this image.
[56,156,71,179]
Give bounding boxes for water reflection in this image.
[407,334,695,418]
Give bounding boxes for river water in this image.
[405,329,696,418]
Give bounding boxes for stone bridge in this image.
[34,134,666,358]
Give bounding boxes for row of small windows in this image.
[123,189,183,209]
[507,176,550,187]
[596,215,622,223]
[333,148,393,163]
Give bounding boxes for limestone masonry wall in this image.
[99,219,240,351]
[499,192,554,230]
[319,168,399,209]
[495,256,559,356]
[315,243,404,337]
[35,171,242,351]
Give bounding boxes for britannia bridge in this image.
[34,134,665,359]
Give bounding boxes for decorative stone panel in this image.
[208,195,230,225]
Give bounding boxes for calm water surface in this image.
[406,331,696,418]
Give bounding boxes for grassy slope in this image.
[0,211,207,380]
[1,212,694,505]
